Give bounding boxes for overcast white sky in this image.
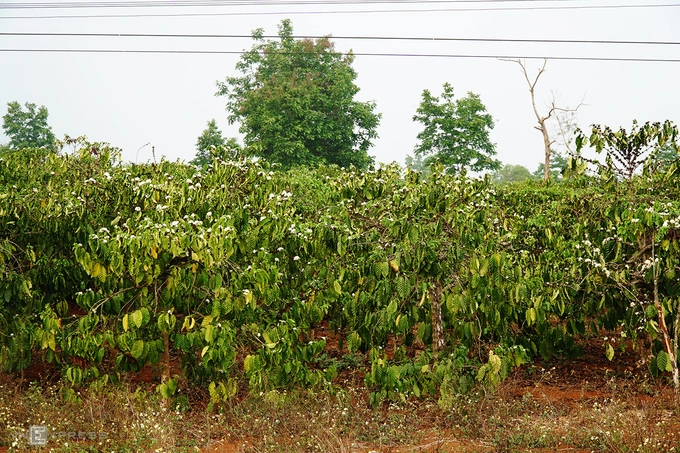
[1,0,678,171]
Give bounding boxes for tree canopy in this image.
[2,101,56,150]
[191,119,241,167]
[492,164,534,184]
[413,83,499,174]
[216,19,380,170]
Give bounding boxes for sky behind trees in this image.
[0,0,678,170]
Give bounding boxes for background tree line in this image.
[3,19,678,182]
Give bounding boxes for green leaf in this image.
[476,364,488,382]
[648,355,658,375]
[166,378,177,395]
[183,316,196,332]
[656,350,671,372]
[645,305,657,320]
[396,277,409,299]
[490,253,501,274]
[157,383,170,398]
[204,325,215,343]
[262,330,277,349]
[470,257,480,275]
[333,280,342,295]
[379,261,390,278]
[66,367,82,385]
[337,239,346,256]
[244,355,255,373]
[131,340,145,360]
[131,310,143,329]
[140,307,150,326]
[211,274,223,291]
[387,365,400,386]
[526,308,536,325]
[605,343,614,361]
[346,331,361,353]
[47,334,56,352]
[479,258,489,277]
[386,300,398,318]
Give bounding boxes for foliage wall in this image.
[1,146,679,407]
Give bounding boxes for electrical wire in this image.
[1,3,677,19]
[1,48,677,62]
[0,0,596,10]
[2,31,678,47]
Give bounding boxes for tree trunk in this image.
[674,297,680,405]
[162,331,171,409]
[430,280,445,359]
[540,119,552,181]
[652,239,679,402]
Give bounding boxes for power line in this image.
[1,3,676,19]
[1,48,678,62]
[2,31,678,46]
[0,0,593,9]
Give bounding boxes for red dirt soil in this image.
[2,335,677,453]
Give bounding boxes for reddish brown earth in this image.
[2,335,678,453]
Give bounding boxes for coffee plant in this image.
[1,127,679,407]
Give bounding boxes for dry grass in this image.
[1,367,680,453]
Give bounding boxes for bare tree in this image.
[502,59,584,180]
[552,98,580,156]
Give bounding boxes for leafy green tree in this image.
[404,153,430,175]
[413,83,499,174]
[190,119,242,167]
[533,150,568,179]
[492,164,534,184]
[216,19,380,170]
[2,101,56,150]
